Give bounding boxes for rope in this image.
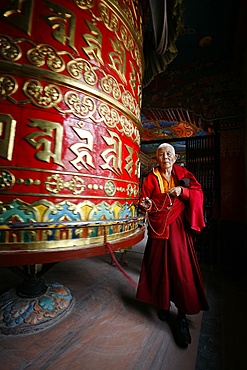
[105,242,138,289]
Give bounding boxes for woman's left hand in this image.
[168,186,183,197]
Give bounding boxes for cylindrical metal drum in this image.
[0,0,144,265]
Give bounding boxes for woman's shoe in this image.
[174,314,191,348]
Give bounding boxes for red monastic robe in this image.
[136,165,209,314]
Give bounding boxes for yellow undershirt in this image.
[153,167,175,193]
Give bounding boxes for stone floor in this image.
[0,235,246,370]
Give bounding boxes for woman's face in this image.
[156,146,177,171]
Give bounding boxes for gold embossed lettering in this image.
[108,38,126,83]
[82,20,104,65]
[124,144,134,177]
[69,126,95,171]
[135,157,140,178]
[44,0,77,53]
[25,118,64,167]
[129,60,138,95]
[100,130,122,176]
[0,114,16,160]
[0,0,34,35]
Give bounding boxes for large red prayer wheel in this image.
[0,0,144,266]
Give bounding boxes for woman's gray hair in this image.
[156,143,176,155]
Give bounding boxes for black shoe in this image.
[174,314,191,348]
[157,309,170,321]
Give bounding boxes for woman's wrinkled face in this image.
[156,146,177,171]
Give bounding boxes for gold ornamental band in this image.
[1,192,139,201]
[0,60,142,131]
[0,227,142,251]
[0,165,139,185]
[0,217,145,251]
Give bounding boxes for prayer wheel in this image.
[0,0,144,266]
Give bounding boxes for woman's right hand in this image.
[139,197,152,210]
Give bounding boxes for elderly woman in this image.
[137,143,209,348]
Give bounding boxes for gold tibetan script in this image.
[0,114,16,161]
[124,144,134,177]
[82,20,104,65]
[43,0,77,53]
[109,38,126,84]
[69,126,95,171]
[25,119,64,167]
[100,130,122,176]
[0,0,34,35]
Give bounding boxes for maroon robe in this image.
[136,165,209,314]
